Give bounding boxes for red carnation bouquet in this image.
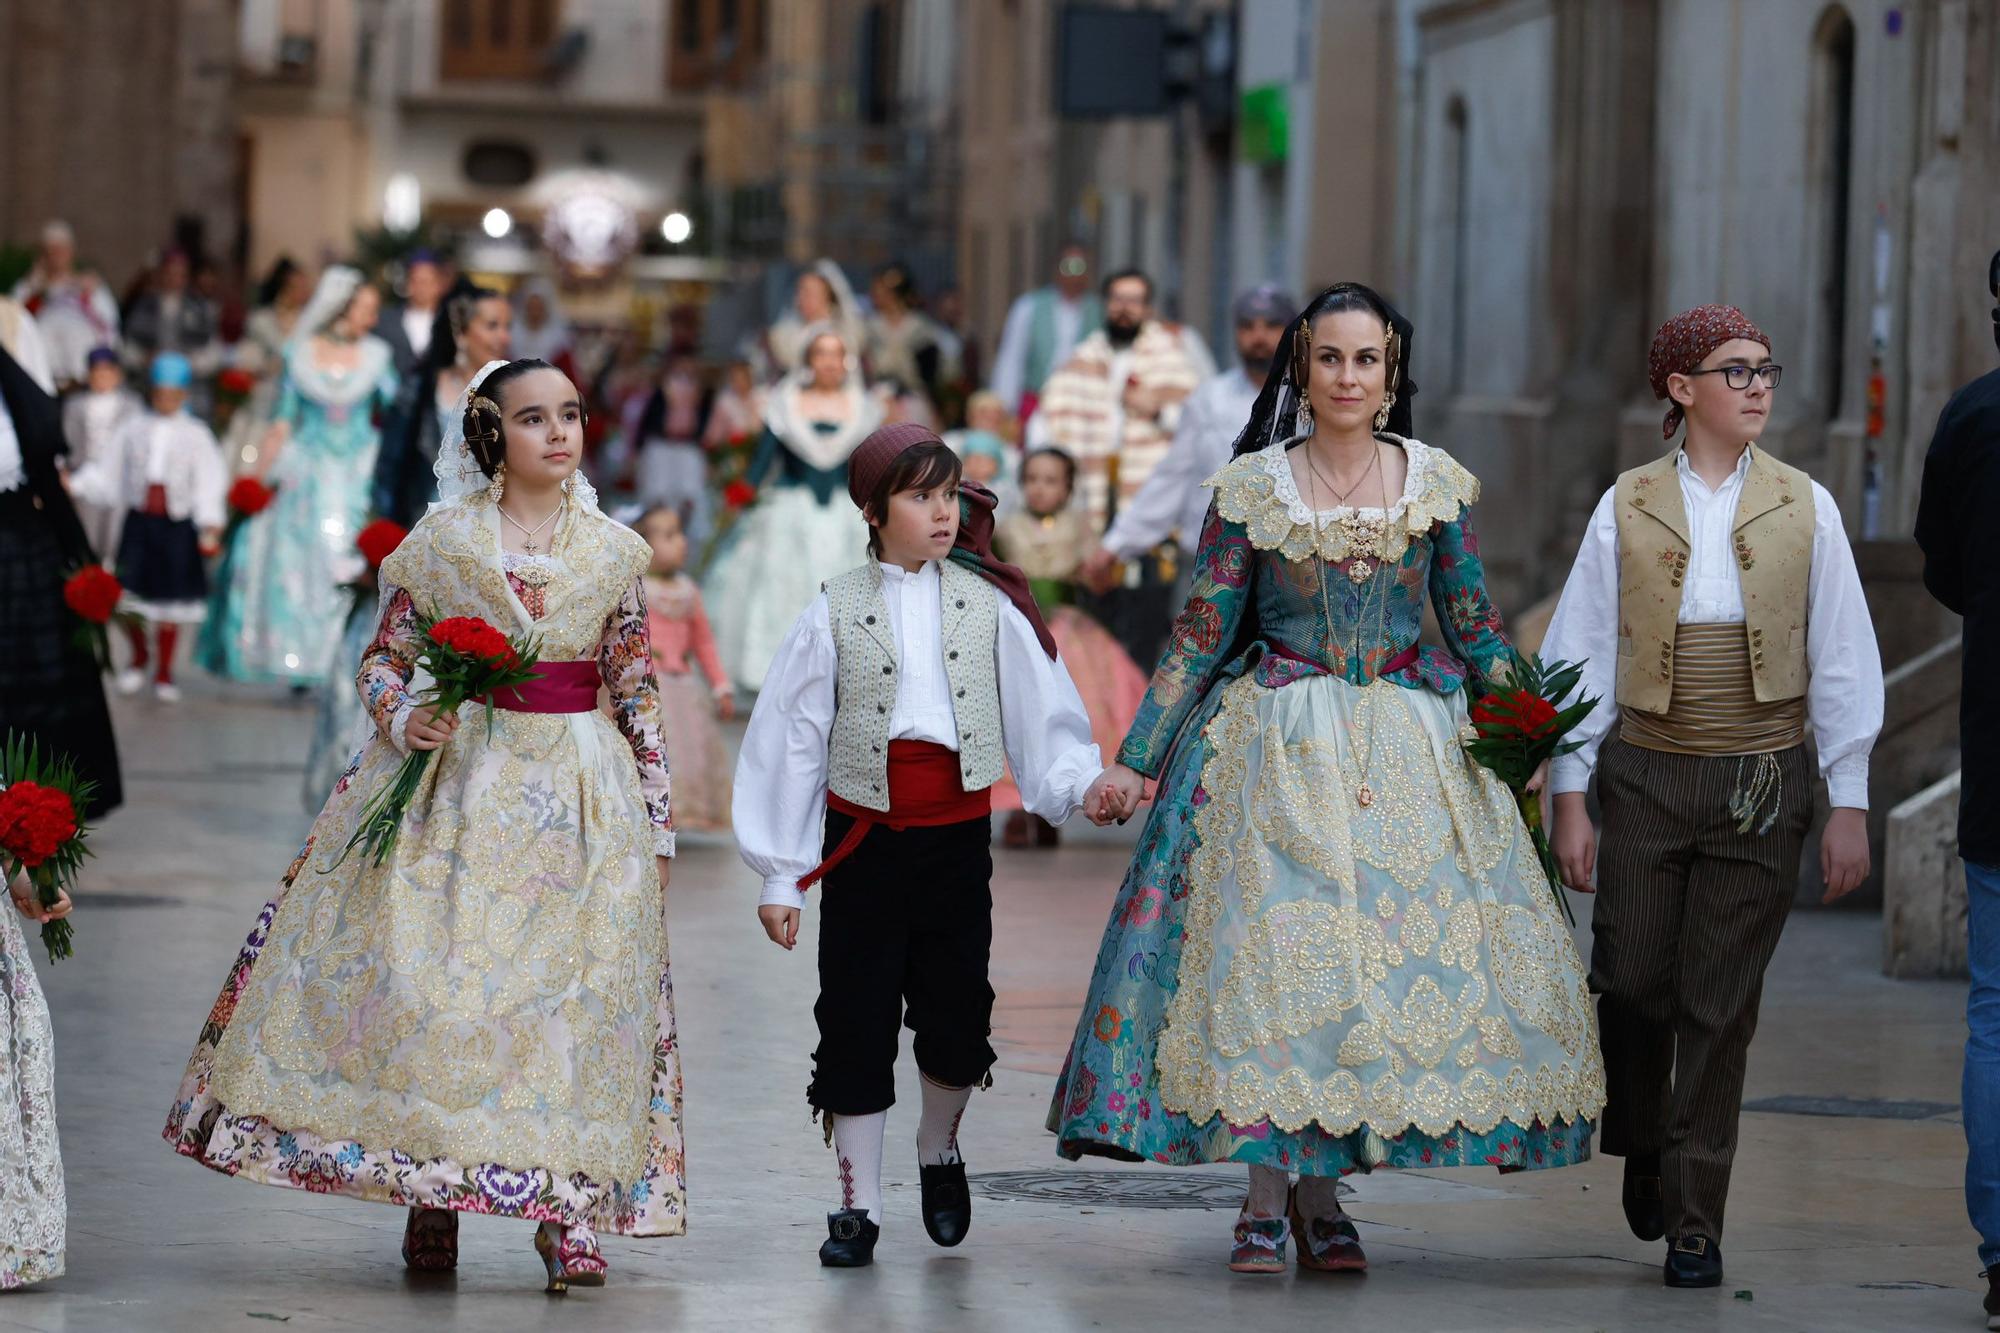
[227,476,276,520]
[722,479,757,511]
[62,564,125,670]
[332,613,542,869]
[1462,650,1600,925]
[355,518,407,571]
[0,734,95,963]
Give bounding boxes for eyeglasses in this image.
[1058,257,1088,277]
[1686,364,1783,390]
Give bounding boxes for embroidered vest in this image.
[824,561,1004,812]
[1612,446,1813,714]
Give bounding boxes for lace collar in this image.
[1209,434,1480,563]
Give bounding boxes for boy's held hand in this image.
[759,904,800,950]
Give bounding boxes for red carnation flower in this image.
[216,367,256,397]
[228,477,276,517]
[0,781,79,869]
[1471,688,1560,738]
[355,519,408,570]
[62,565,123,624]
[428,616,516,667]
[723,479,757,510]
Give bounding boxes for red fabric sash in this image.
[480,659,600,714]
[797,740,990,890]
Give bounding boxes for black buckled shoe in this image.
[920,1161,972,1247]
[1621,1153,1664,1242]
[819,1209,880,1267]
[1663,1233,1723,1288]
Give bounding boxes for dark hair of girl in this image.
[632,504,681,535]
[1230,281,1418,456]
[256,256,299,309]
[862,442,961,557]
[1021,446,1077,492]
[463,357,583,478]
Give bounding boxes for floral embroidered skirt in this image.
[0,910,64,1289]
[1050,672,1605,1175]
[164,715,686,1236]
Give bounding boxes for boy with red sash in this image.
[735,423,1116,1267]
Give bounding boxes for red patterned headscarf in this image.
[1647,304,1771,439]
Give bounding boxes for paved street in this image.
[5,678,1988,1332]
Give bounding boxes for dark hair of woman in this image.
[1230,280,1418,457]
[1022,446,1077,490]
[463,357,582,479]
[256,256,299,309]
[424,280,501,378]
[862,441,961,557]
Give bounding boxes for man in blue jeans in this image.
[1912,249,2000,1329]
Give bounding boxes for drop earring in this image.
[487,460,507,504]
[1374,392,1396,434]
[1294,397,1314,438]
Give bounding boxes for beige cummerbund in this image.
[1619,622,1806,756]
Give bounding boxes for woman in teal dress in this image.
[200,267,396,687]
[703,325,883,693]
[1051,284,1605,1274]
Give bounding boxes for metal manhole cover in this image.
[971,1169,1248,1210]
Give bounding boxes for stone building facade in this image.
[0,0,241,287]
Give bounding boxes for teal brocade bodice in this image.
[1116,437,1513,776]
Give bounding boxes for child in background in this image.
[946,390,1019,519]
[68,351,226,701]
[59,346,143,558]
[992,447,1149,847]
[637,506,734,832]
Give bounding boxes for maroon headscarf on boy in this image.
[1647,304,1772,440]
[847,423,1060,660]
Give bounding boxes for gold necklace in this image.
[1306,453,1394,808]
[499,497,563,554]
[1304,441,1390,584]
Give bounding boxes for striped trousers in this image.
[1590,737,1814,1241]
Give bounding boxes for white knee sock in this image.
[916,1074,973,1166]
[1294,1172,1348,1220]
[1246,1164,1290,1218]
[831,1112,886,1224]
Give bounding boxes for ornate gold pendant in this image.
[512,562,553,589]
[1346,558,1374,585]
[1356,782,1374,808]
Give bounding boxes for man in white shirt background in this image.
[377,250,447,382]
[1081,284,1294,595]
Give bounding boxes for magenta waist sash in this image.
[481,659,599,714]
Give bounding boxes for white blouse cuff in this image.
[653,827,677,858]
[1825,757,1870,811]
[760,876,808,911]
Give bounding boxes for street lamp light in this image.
[660,211,692,245]
[482,208,513,239]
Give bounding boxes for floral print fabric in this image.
[0,908,64,1288]
[1051,440,1604,1176]
[165,499,686,1236]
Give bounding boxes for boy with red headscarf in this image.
[1541,305,1882,1288]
